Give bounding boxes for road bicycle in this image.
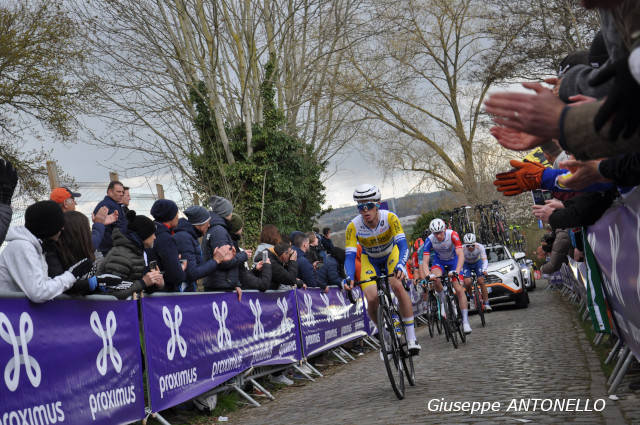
[420,279,442,338]
[354,273,416,399]
[434,269,466,349]
[467,271,486,328]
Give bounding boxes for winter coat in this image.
[91,222,105,251]
[202,213,247,291]
[93,196,127,254]
[173,218,219,284]
[0,226,76,302]
[98,228,147,281]
[151,222,186,292]
[293,246,320,287]
[267,248,299,290]
[0,203,11,246]
[317,254,343,287]
[240,263,272,291]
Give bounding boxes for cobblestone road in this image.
[228,281,630,424]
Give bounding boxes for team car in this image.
[484,244,529,308]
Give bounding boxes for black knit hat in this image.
[150,199,179,222]
[126,211,156,241]
[25,200,65,239]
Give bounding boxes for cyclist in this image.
[461,233,492,312]
[343,184,420,355]
[410,238,424,281]
[419,218,472,334]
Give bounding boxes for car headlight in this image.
[497,264,515,274]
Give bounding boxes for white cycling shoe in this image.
[484,303,492,312]
[408,340,421,355]
[463,322,472,334]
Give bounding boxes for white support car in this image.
[484,245,529,308]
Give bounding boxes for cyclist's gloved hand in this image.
[590,53,640,140]
[341,279,353,291]
[394,264,406,279]
[68,258,93,279]
[493,160,545,196]
[0,159,18,205]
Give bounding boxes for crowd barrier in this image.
[0,286,368,424]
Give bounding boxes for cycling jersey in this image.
[345,210,408,286]
[462,243,488,277]
[422,229,462,261]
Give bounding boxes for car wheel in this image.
[515,288,529,308]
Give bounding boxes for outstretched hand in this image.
[557,159,610,190]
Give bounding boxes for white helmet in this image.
[353,184,381,202]
[463,233,476,244]
[429,218,446,233]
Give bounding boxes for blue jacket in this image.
[202,212,247,291]
[93,196,127,254]
[173,218,218,284]
[317,254,342,287]
[91,223,105,251]
[293,246,320,287]
[151,222,186,292]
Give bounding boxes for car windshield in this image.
[487,246,509,263]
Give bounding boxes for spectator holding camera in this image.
[0,201,93,302]
[174,205,234,292]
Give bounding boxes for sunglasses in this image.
[357,202,379,212]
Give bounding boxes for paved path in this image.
[228,281,629,424]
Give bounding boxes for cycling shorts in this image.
[360,244,400,290]
[462,261,484,278]
[430,254,458,275]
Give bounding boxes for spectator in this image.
[50,186,81,213]
[174,205,234,292]
[0,159,18,245]
[253,224,281,263]
[98,211,164,295]
[267,241,302,290]
[227,213,272,291]
[0,201,93,302]
[150,199,186,292]
[90,205,118,252]
[540,228,571,275]
[93,180,127,254]
[202,196,248,299]
[292,232,321,288]
[320,227,335,252]
[122,186,131,215]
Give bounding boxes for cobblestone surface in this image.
[228,281,630,424]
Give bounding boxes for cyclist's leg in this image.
[386,247,417,346]
[462,263,473,292]
[477,274,491,308]
[360,253,379,324]
[430,260,445,317]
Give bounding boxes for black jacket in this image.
[267,248,299,290]
[549,190,617,230]
[599,153,640,187]
[202,213,247,291]
[173,219,218,284]
[151,222,185,292]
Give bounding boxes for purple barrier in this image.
[296,287,367,357]
[587,187,640,359]
[0,298,145,425]
[141,290,301,412]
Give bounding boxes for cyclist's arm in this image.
[344,222,358,283]
[420,239,432,277]
[451,231,464,274]
[479,244,488,273]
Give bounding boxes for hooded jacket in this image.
[267,248,299,289]
[202,212,247,291]
[0,226,76,302]
[173,218,219,284]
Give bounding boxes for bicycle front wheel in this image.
[474,285,486,327]
[377,304,405,399]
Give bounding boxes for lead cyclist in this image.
[342,184,421,355]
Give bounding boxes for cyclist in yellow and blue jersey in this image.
[343,184,420,355]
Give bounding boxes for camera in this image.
[262,250,268,262]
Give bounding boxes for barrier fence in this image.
[0,287,368,424]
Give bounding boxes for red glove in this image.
[493,160,546,196]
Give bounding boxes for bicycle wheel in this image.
[453,295,466,344]
[474,284,486,327]
[445,295,458,349]
[377,303,405,399]
[396,311,416,387]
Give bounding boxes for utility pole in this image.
[46,161,60,189]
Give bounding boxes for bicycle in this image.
[468,271,486,328]
[433,269,466,349]
[420,279,442,338]
[354,273,416,399]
